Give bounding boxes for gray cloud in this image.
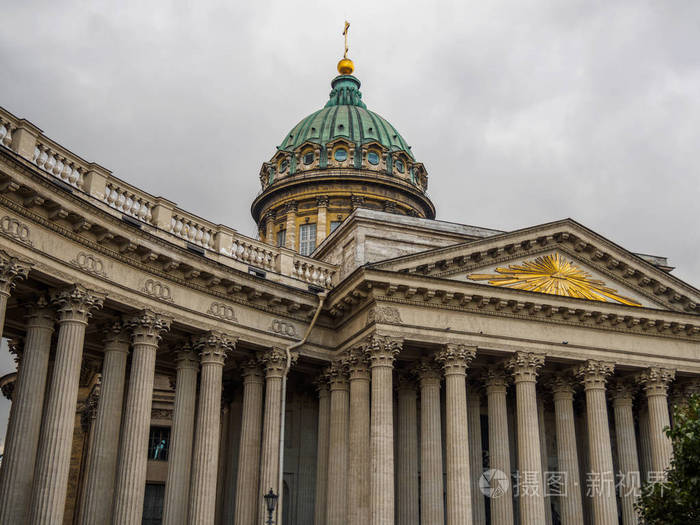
[0,0,697,288]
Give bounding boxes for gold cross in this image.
[343,21,350,59]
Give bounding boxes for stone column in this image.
[28,285,103,525]
[162,346,199,525]
[112,310,170,525]
[506,351,546,524]
[483,367,514,525]
[415,359,445,525]
[437,344,476,525]
[316,196,329,247]
[365,335,401,525]
[637,403,652,481]
[637,367,675,475]
[189,332,235,525]
[610,379,641,525]
[537,393,553,525]
[551,374,584,525]
[313,371,331,525]
[265,211,276,245]
[284,201,298,250]
[346,348,370,525]
[79,322,130,525]
[467,383,485,525]
[0,297,54,523]
[395,374,419,525]
[234,360,265,525]
[326,360,350,525]
[0,251,31,340]
[576,360,617,525]
[0,298,53,523]
[259,348,289,524]
[215,399,231,525]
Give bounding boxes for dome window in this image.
[395,159,405,173]
[338,124,345,131]
[303,151,314,165]
[368,127,373,132]
[279,160,288,173]
[334,148,348,162]
[367,151,380,165]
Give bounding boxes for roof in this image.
[277,75,415,159]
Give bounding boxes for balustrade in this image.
[170,213,215,249]
[292,259,335,287]
[230,238,277,271]
[104,182,154,223]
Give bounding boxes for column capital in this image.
[50,284,105,324]
[636,367,676,396]
[413,359,442,386]
[395,371,418,393]
[25,295,55,329]
[435,343,476,376]
[506,351,545,383]
[126,309,171,347]
[328,360,349,390]
[286,200,298,213]
[241,358,265,384]
[550,373,577,400]
[175,345,199,371]
[344,346,370,381]
[102,319,131,349]
[575,360,614,390]
[316,195,329,208]
[194,331,237,365]
[482,366,510,393]
[264,210,277,222]
[313,368,331,393]
[609,378,637,406]
[260,347,296,378]
[0,250,31,296]
[364,334,402,367]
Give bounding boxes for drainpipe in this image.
[277,291,327,521]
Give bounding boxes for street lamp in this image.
[263,488,278,525]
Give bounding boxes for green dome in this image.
[277,75,415,160]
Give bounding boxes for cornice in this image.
[371,223,700,314]
[325,268,700,342]
[0,193,320,326]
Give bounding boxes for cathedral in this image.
[0,38,698,525]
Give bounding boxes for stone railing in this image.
[104,178,155,224]
[170,210,216,250]
[230,237,278,272]
[0,105,339,288]
[292,258,336,288]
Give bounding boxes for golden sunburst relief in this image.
[467,253,642,306]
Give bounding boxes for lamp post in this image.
[263,488,278,525]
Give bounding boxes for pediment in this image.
[371,219,700,314]
[455,250,655,308]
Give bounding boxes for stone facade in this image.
[0,64,698,525]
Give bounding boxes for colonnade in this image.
[0,265,694,525]
[313,344,687,525]
[0,275,292,525]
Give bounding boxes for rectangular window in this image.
[148,426,171,461]
[277,229,286,247]
[330,221,342,233]
[299,223,317,256]
[142,483,165,525]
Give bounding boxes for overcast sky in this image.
[1,1,699,443]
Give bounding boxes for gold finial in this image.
[337,21,354,75]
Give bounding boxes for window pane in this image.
[148,426,171,461]
[299,224,316,256]
[277,229,286,247]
